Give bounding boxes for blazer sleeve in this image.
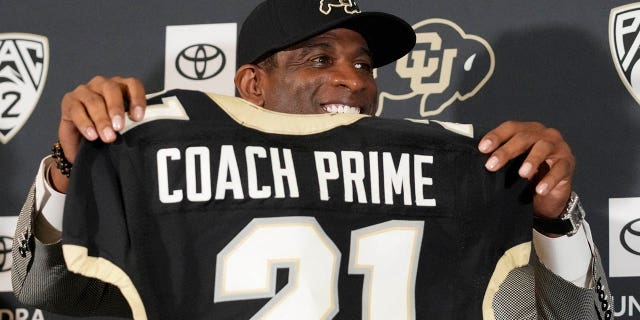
[534,243,614,319]
[11,182,132,318]
[489,241,613,320]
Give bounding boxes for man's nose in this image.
[331,63,366,92]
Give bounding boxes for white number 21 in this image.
[214,217,424,320]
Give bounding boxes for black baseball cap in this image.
[237,0,416,68]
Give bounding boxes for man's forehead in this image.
[288,28,371,53]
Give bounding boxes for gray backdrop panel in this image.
[1,0,638,318]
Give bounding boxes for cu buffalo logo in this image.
[620,217,640,256]
[0,33,49,144]
[175,44,226,81]
[319,0,361,15]
[376,19,494,119]
[610,3,640,106]
[0,236,12,273]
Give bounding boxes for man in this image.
[12,0,612,318]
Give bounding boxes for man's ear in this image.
[235,64,265,106]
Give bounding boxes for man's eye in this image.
[311,56,332,65]
[354,62,373,72]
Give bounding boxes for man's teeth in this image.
[322,104,361,114]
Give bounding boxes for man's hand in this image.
[478,121,575,219]
[51,76,147,193]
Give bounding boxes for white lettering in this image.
[270,148,299,198]
[246,146,271,199]
[0,309,14,320]
[156,146,435,207]
[414,155,435,206]
[16,309,28,320]
[0,309,45,320]
[369,152,380,204]
[383,153,411,205]
[315,151,340,201]
[186,147,212,201]
[0,41,24,85]
[16,308,29,320]
[632,296,640,316]
[215,145,244,200]
[615,296,624,317]
[615,295,640,317]
[617,12,640,71]
[157,148,183,203]
[32,309,44,320]
[342,151,367,203]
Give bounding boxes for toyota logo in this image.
[175,44,226,80]
[620,218,640,256]
[0,236,13,272]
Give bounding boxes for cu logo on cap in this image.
[620,218,640,256]
[175,44,226,80]
[0,236,13,272]
[319,0,361,15]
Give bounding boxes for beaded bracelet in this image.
[51,141,72,177]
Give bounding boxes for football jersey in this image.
[62,89,532,320]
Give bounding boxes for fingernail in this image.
[132,106,144,121]
[112,115,123,131]
[86,127,98,140]
[103,127,115,141]
[536,183,549,195]
[519,162,533,177]
[485,156,499,170]
[478,139,492,152]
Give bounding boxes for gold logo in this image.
[376,19,494,118]
[319,0,361,15]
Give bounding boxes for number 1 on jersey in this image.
[349,220,424,320]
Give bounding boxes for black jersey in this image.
[62,89,532,320]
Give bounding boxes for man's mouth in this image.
[322,104,362,114]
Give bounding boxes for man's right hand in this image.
[51,76,147,193]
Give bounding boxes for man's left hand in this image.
[478,121,575,219]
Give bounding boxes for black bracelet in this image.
[51,141,72,177]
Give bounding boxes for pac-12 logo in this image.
[609,3,640,106]
[376,19,494,119]
[0,33,49,144]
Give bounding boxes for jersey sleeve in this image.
[61,139,146,319]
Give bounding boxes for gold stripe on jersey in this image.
[482,242,531,320]
[62,244,147,320]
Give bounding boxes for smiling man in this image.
[13,0,612,319]
[238,29,378,115]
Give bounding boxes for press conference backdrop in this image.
[1,0,639,319]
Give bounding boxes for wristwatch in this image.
[533,191,585,236]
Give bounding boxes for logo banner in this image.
[609,197,640,277]
[610,3,640,106]
[0,216,17,292]
[376,19,494,118]
[0,33,49,144]
[165,23,237,95]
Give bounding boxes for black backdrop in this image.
[1,0,639,319]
